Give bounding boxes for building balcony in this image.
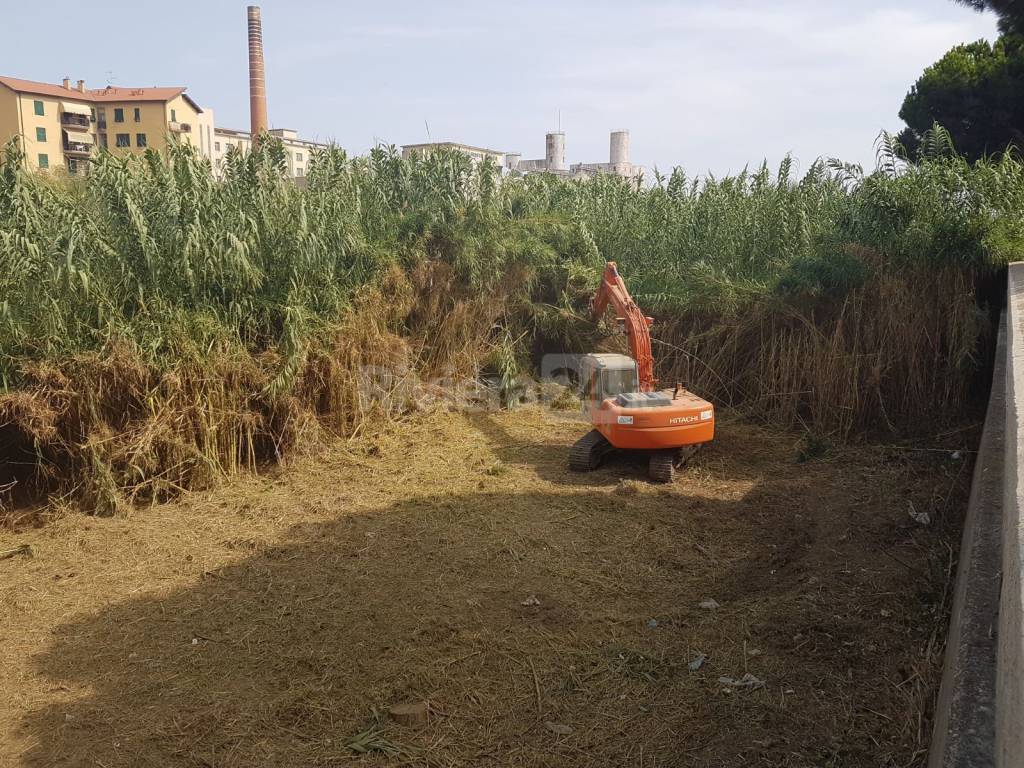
[169,121,192,133]
[60,113,91,130]
[63,135,94,156]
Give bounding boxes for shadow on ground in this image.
[17,466,947,767]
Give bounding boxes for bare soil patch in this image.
[0,408,971,767]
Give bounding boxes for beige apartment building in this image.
[0,74,322,180]
[0,75,211,174]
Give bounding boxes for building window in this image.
[297,152,303,162]
[133,107,140,122]
[214,141,220,151]
[115,133,130,147]
[99,133,107,148]
[170,108,177,122]
[33,100,44,116]
[297,167,304,177]
[114,108,124,123]
[37,153,48,169]
[36,127,46,142]
[136,133,147,148]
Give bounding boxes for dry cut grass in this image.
[0,407,973,767]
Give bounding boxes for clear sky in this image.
[0,1,999,176]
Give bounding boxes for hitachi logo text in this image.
[670,415,699,424]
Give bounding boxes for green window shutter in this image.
[136,133,147,148]
[33,100,44,116]
[171,108,177,122]
[37,153,48,169]
[36,127,46,142]
[133,107,140,122]
[114,108,124,123]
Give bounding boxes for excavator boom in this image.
[592,262,656,391]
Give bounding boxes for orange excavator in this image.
[569,262,715,482]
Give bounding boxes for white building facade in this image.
[211,126,327,179]
[401,141,509,169]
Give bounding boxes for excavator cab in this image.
[579,353,639,414]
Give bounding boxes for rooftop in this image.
[402,141,506,155]
[215,126,329,147]
[0,75,202,112]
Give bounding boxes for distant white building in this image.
[400,141,509,169]
[398,130,643,182]
[570,130,642,181]
[515,130,642,181]
[517,131,568,174]
[212,126,327,179]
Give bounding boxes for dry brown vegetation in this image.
[656,261,987,437]
[0,262,513,519]
[0,407,972,767]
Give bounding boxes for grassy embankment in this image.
[0,128,1021,513]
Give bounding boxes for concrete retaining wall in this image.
[998,263,1024,766]
[929,261,1024,768]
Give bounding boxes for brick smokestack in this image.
[247,5,269,139]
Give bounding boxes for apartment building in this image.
[212,126,326,179]
[0,75,211,174]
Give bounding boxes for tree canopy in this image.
[955,0,1024,33]
[897,34,1024,161]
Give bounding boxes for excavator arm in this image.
[591,261,657,391]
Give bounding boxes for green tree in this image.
[898,34,1024,161]
[955,0,1024,33]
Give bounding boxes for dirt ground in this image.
[0,406,972,767]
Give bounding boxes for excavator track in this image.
[569,429,613,472]
[648,446,700,483]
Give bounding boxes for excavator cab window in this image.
[580,357,638,414]
[602,367,638,401]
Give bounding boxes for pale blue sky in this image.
[0,1,999,175]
